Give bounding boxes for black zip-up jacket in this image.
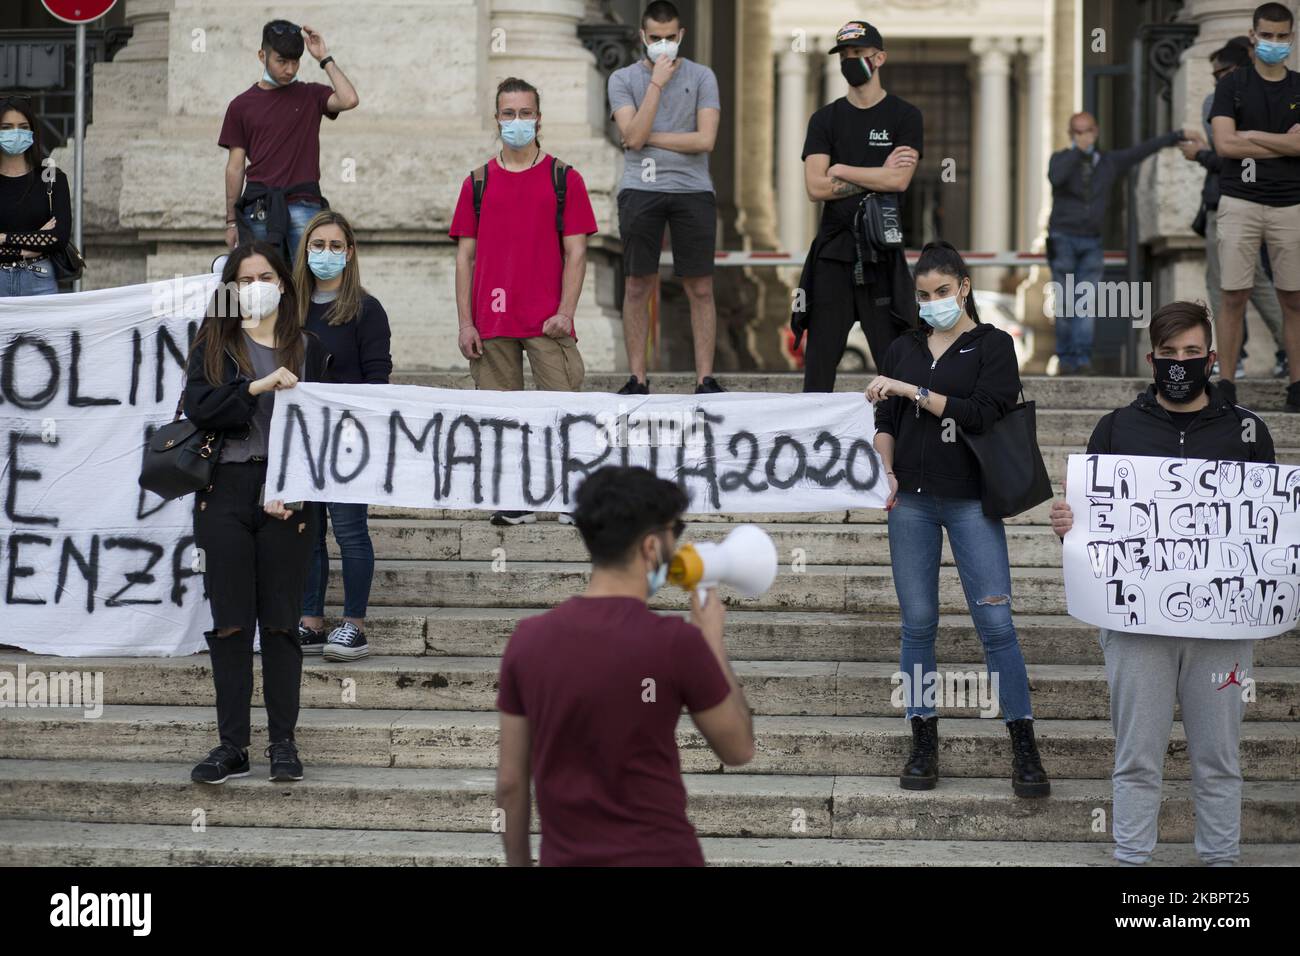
[874,322,1020,499]
[183,329,333,435]
[1086,383,1275,463]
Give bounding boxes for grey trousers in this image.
[1098,629,1254,865]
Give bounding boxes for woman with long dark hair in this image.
[0,95,69,296]
[292,209,392,661]
[184,241,333,785]
[866,240,1050,798]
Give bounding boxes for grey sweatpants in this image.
[1099,629,1254,866]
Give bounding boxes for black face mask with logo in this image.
[1152,356,1211,404]
[840,55,874,87]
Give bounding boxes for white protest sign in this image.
[266,384,889,514]
[0,274,220,656]
[1063,453,1300,639]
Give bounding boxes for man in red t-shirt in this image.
[495,466,755,867]
[218,20,359,264]
[449,76,599,526]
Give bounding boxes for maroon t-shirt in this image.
[496,595,732,867]
[218,81,338,200]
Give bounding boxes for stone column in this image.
[822,40,841,105]
[1019,36,1046,250]
[970,36,1016,289]
[776,47,810,255]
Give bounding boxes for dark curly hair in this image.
[573,466,687,567]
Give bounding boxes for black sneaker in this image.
[1274,351,1289,379]
[695,376,727,394]
[298,623,327,656]
[266,740,304,782]
[1285,381,1300,414]
[616,375,649,395]
[322,621,370,661]
[491,510,537,526]
[191,743,250,785]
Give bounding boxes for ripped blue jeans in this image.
[887,491,1033,722]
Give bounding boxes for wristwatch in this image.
[914,386,930,417]
[319,55,335,69]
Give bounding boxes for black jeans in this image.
[803,257,912,392]
[194,460,317,748]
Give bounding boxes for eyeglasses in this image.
[497,108,538,121]
[307,239,348,254]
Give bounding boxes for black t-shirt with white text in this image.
[1209,65,1300,207]
[802,93,924,262]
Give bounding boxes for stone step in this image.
[2,760,1295,842]
[348,607,1300,666]
[343,518,1070,568]
[6,653,1293,722]
[5,820,1296,866]
[392,371,1295,412]
[2,707,1294,779]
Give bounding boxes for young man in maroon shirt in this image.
[219,20,359,264]
[495,466,754,866]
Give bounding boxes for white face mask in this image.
[238,281,281,320]
[645,36,680,62]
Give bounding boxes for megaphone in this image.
[668,524,778,600]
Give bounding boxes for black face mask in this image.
[1152,356,1211,404]
[840,55,873,87]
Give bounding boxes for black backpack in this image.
[471,156,569,243]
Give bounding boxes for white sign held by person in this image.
[266,384,888,515]
[0,274,220,657]
[1063,453,1300,640]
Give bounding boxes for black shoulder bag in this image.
[139,379,226,501]
[45,177,86,281]
[851,191,904,285]
[957,386,1053,519]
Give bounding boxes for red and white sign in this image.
[41,0,119,24]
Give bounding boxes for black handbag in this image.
[139,392,224,501]
[957,387,1053,519]
[45,178,85,281]
[851,192,904,283]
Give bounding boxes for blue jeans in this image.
[0,259,58,296]
[887,492,1033,722]
[300,502,375,620]
[1048,232,1104,368]
[242,200,321,265]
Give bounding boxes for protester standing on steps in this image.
[185,242,334,786]
[0,96,69,296]
[219,20,360,266]
[609,1,725,396]
[293,210,391,663]
[794,20,922,393]
[495,466,753,866]
[867,241,1050,799]
[1051,300,1275,866]
[449,76,596,528]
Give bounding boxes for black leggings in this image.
[193,460,318,747]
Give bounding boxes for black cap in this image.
[828,20,885,54]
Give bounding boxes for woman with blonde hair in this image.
[293,209,392,662]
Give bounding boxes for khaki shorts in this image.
[470,334,586,392]
[1215,194,1300,292]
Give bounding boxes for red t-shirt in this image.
[448,155,598,340]
[496,595,732,867]
[218,81,338,198]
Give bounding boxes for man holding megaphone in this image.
[494,465,756,866]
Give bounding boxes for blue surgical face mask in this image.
[499,118,537,149]
[0,128,34,155]
[645,538,669,599]
[1255,39,1292,64]
[918,294,964,331]
[308,248,346,280]
[262,66,295,87]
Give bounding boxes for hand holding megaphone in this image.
[668,524,778,605]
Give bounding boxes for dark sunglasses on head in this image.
[0,93,34,103]
[267,22,301,36]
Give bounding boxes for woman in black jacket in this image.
[866,241,1049,797]
[184,241,332,786]
[0,96,70,296]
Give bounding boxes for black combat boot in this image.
[899,716,939,790]
[1007,718,1051,797]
